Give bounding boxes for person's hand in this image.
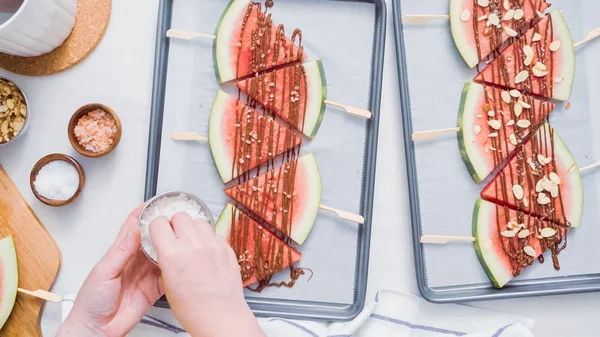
[150,213,265,337]
[58,205,164,337]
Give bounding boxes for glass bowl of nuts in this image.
[0,77,28,147]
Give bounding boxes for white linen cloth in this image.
[61,289,534,336]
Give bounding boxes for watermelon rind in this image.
[303,60,328,139]
[291,153,322,244]
[209,90,236,183]
[213,0,248,83]
[472,199,514,289]
[449,0,479,68]
[549,10,575,102]
[542,124,583,228]
[0,236,17,330]
[457,82,486,183]
[215,203,234,238]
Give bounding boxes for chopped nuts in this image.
[0,79,27,144]
[541,227,557,238]
[524,245,537,257]
[549,40,562,51]
[515,70,529,83]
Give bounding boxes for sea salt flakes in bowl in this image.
[138,191,214,263]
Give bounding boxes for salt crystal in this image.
[33,160,79,201]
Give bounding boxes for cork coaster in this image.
[0,0,112,76]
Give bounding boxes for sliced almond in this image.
[509,133,518,145]
[536,10,545,18]
[488,110,495,117]
[551,184,559,198]
[474,124,482,135]
[537,192,551,205]
[535,179,544,192]
[476,114,483,118]
[537,154,547,166]
[515,70,529,83]
[501,230,516,238]
[518,100,531,109]
[503,10,515,21]
[549,172,561,184]
[513,8,524,20]
[542,178,553,192]
[532,66,548,77]
[516,119,530,128]
[523,45,534,57]
[501,91,512,103]
[509,89,521,98]
[524,245,537,257]
[532,32,542,42]
[524,54,534,66]
[513,184,524,200]
[488,13,500,26]
[506,120,515,126]
[523,197,529,207]
[544,156,553,165]
[514,103,523,117]
[549,40,562,51]
[488,132,499,137]
[477,0,489,7]
[541,227,557,238]
[554,77,564,83]
[528,159,536,170]
[518,229,531,238]
[504,26,518,37]
[478,14,488,21]
[461,9,471,21]
[503,0,511,10]
[535,62,547,71]
[488,120,502,130]
[507,221,520,230]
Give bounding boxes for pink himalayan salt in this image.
[74,109,117,153]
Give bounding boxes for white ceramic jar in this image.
[0,0,77,57]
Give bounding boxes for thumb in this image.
[98,219,142,278]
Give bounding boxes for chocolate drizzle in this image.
[227,1,309,291]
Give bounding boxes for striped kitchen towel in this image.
[62,289,534,336]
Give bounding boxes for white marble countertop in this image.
[0,0,597,335]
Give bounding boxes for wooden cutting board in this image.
[0,166,61,336]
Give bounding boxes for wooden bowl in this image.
[68,103,122,158]
[30,154,86,207]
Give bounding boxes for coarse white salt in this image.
[33,161,79,201]
[139,193,210,262]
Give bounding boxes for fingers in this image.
[170,212,201,239]
[97,212,144,278]
[149,216,177,259]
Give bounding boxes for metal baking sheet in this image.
[394,0,600,302]
[145,0,386,320]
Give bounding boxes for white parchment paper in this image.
[155,0,376,305]
[400,0,600,288]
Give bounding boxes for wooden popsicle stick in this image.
[420,235,475,244]
[412,127,460,141]
[167,29,216,40]
[402,15,450,24]
[324,100,372,119]
[319,205,365,224]
[172,132,208,142]
[18,288,62,303]
[574,27,600,48]
[579,160,600,173]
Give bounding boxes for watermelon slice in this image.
[458,82,554,183]
[214,0,305,83]
[481,123,583,229]
[237,60,327,139]
[472,199,568,288]
[474,10,575,101]
[216,203,302,287]
[451,0,550,68]
[0,236,18,330]
[209,90,303,183]
[225,153,321,245]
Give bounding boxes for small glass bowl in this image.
[138,191,215,264]
[0,77,30,147]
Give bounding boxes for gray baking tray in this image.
[144,0,386,321]
[393,0,600,302]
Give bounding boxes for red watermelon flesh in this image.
[450,0,550,68]
[216,204,302,288]
[209,90,302,183]
[225,153,321,245]
[473,199,563,288]
[215,0,305,83]
[474,10,575,101]
[481,123,583,229]
[457,82,554,183]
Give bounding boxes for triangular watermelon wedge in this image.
[209,90,303,183]
[216,203,302,288]
[237,60,327,138]
[0,236,18,330]
[225,153,321,245]
[474,10,575,101]
[450,0,550,68]
[214,0,305,83]
[481,123,583,229]
[458,82,554,183]
[473,199,565,288]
